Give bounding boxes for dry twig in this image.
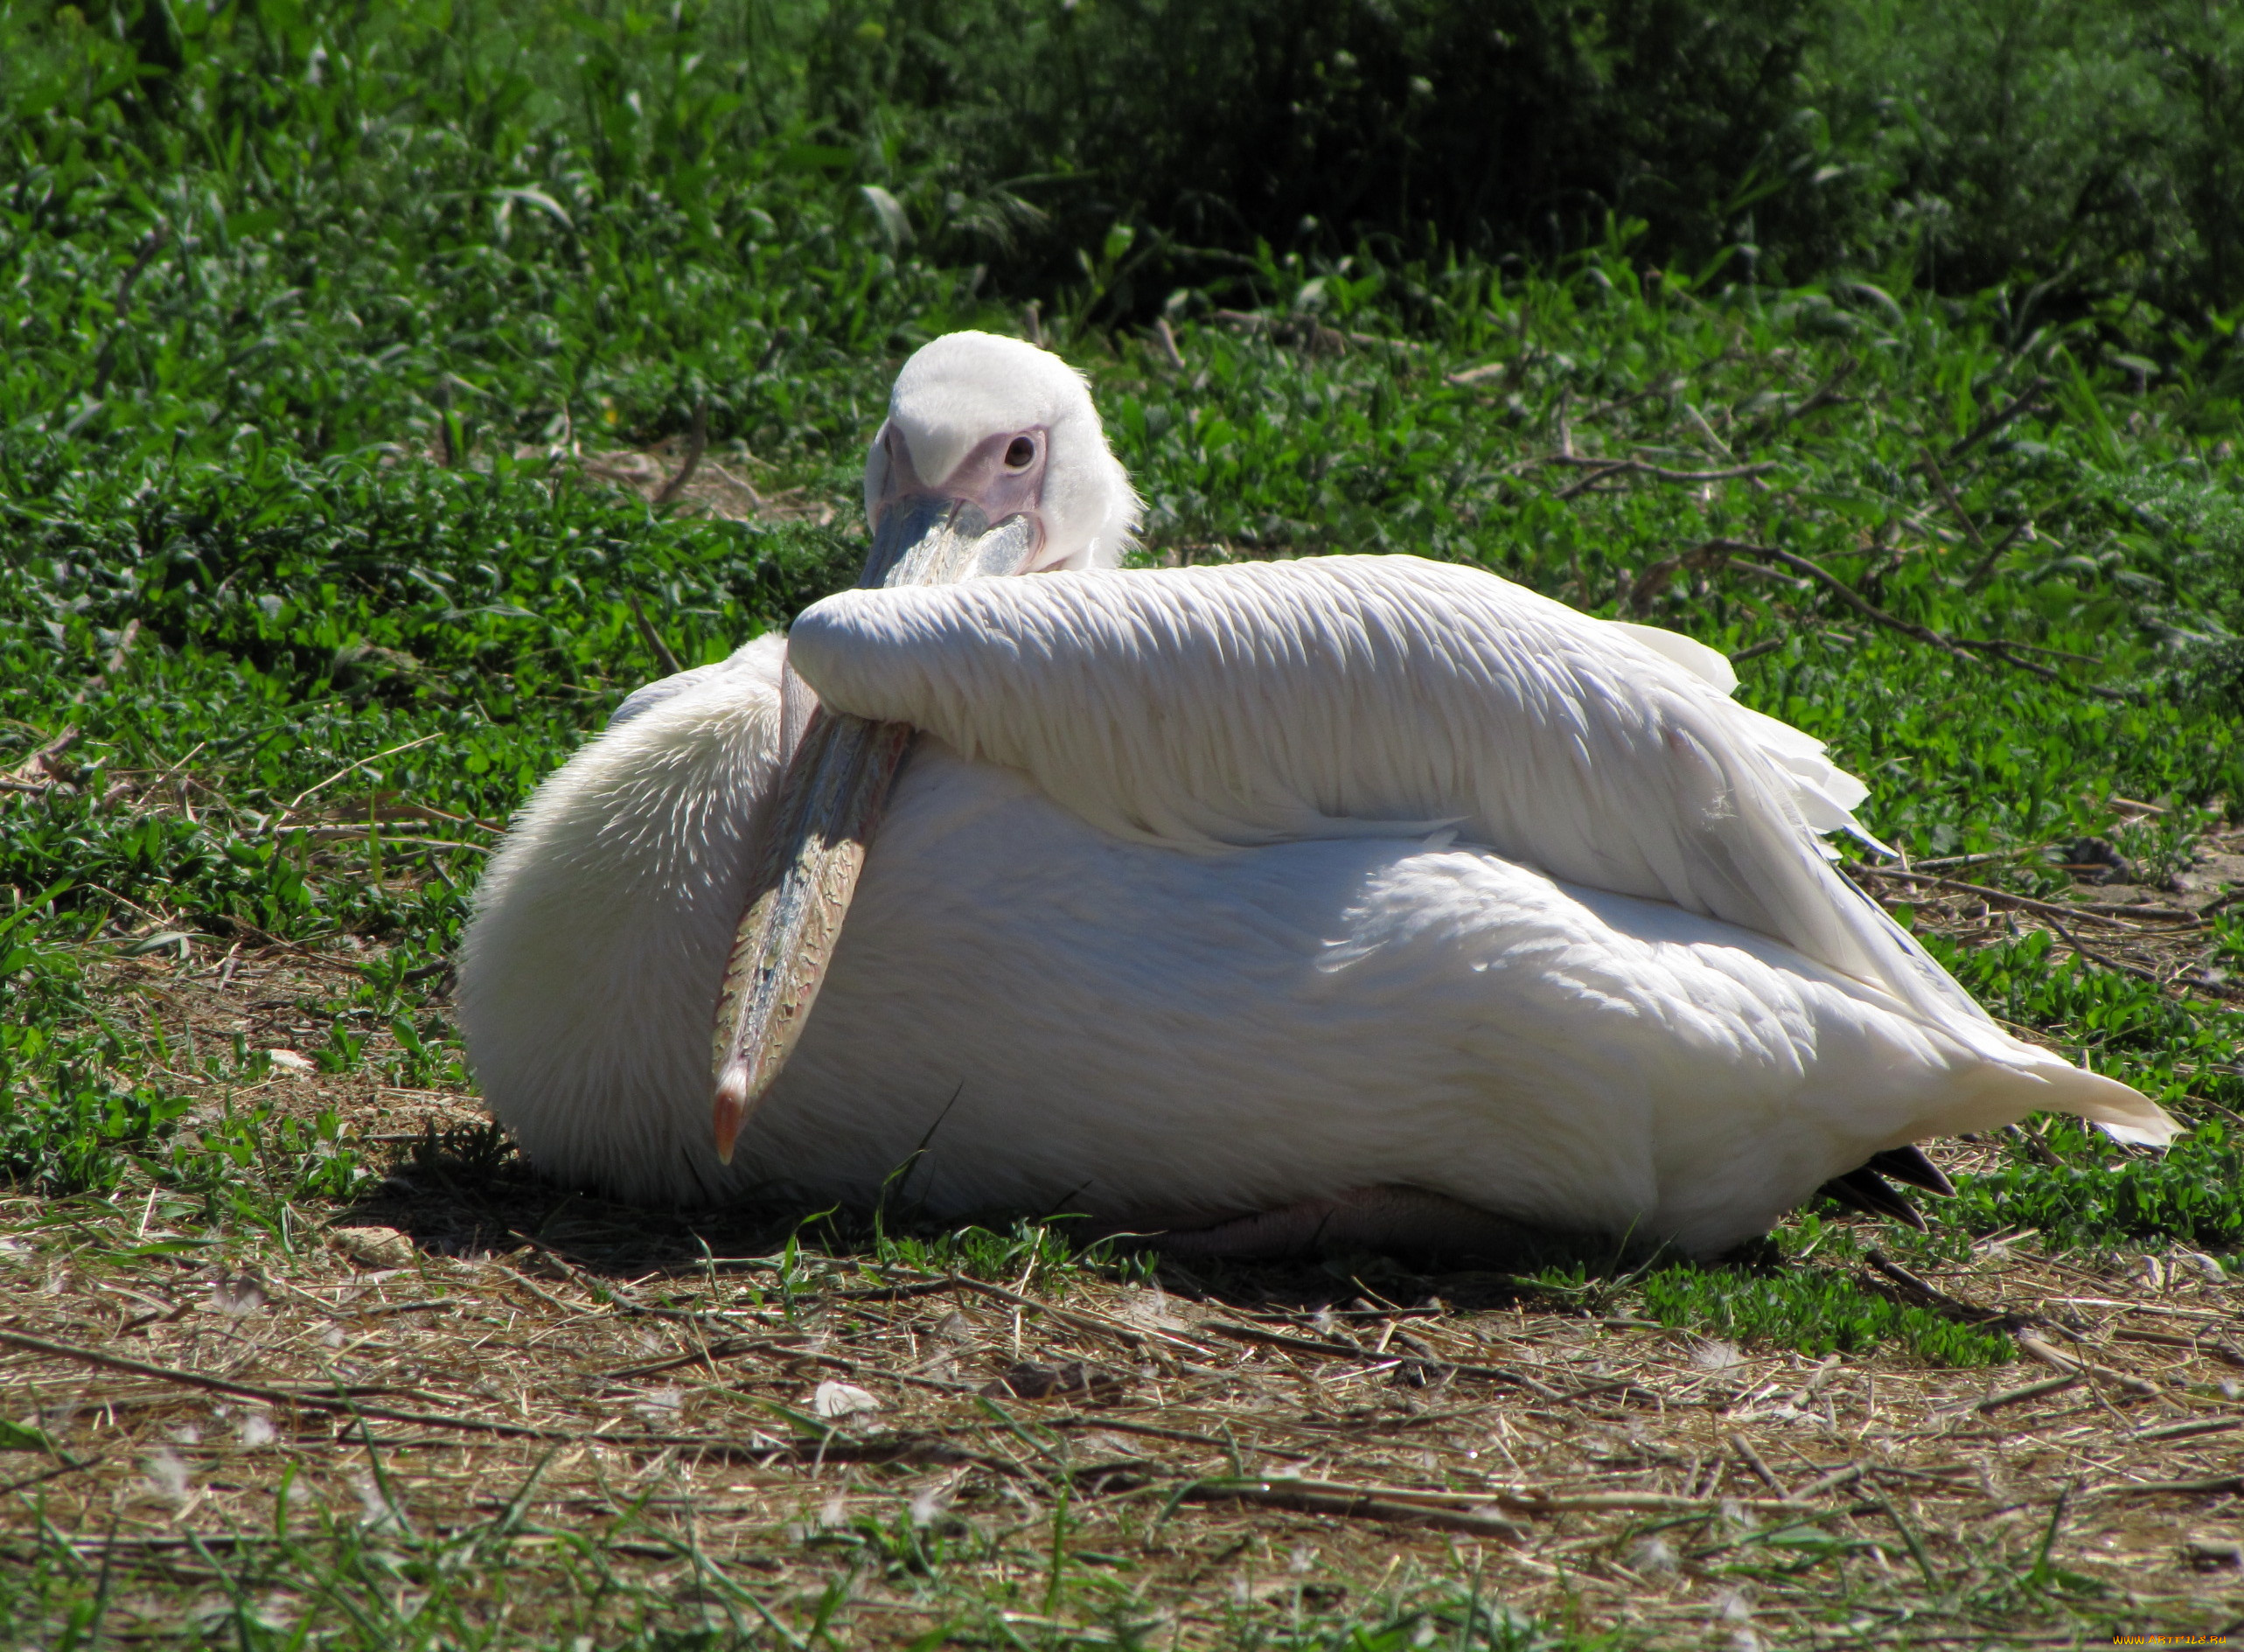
[652,400,709,507]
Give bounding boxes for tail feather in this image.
[2026,1060,2180,1147]
[1937,1055,2181,1149]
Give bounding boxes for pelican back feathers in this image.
[786,555,2174,1149]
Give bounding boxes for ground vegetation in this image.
[2,2,2243,1645]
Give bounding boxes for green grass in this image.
[1627,1238,2019,1370]
[1945,1118,2244,1257]
[4,3,2244,1646]
[4,0,2243,1293]
[25,0,2240,318]
[0,1523,1590,1652]
[9,236,2242,1225]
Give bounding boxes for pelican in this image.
[456,331,2174,1259]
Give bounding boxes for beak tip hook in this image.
[713,1063,750,1166]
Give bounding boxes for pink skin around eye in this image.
[875,426,1050,548]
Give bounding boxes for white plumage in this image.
[787,555,1997,1051]
[863,332,1138,574]
[456,332,2173,1259]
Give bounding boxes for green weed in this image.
[1629,1259,2016,1369]
[1948,1119,2244,1258]
[0,7,2241,1642]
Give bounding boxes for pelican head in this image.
[860,331,1139,585]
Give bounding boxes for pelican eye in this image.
[1003,436,1036,470]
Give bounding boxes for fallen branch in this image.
[0,1328,563,1440]
[1921,450,1991,567]
[1863,1249,2021,1330]
[1695,539,2114,692]
[1910,847,2038,873]
[1181,1474,1844,1536]
[1730,1432,1793,1498]
[296,832,487,854]
[652,399,708,506]
[0,1453,100,1498]
[1209,309,1424,354]
[697,457,764,505]
[1181,1477,1525,1541]
[206,916,379,974]
[1789,1463,1864,1499]
[1938,377,2053,467]
[1625,542,1737,614]
[1152,317,1185,372]
[625,591,684,677]
[1743,543,1982,666]
[1952,637,2067,681]
[1547,455,1781,479]
[1969,1372,2081,1413]
[1576,380,1688,423]
[1777,355,1858,427]
[3,726,79,792]
[1494,1487,1818,1516]
[2133,1417,2244,1442]
[2015,1333,2159,1398]
[2084,1474,2244,1499]
[279,732,445,819]
[0,1328,1014,1470]
[595,1335,972,1397]
[2038,910,2167,986]
[1965,510,2044,589]
[75,618,142,705]
[1202,1319,1571,1401]
[1446,359,1509,387]
[1847,864,2199,930]
[944,1273,1219,1358]
[1550,457,1780,500]
[87,224,173,401]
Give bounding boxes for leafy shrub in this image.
[1948,1119,2244,1258]
[820,0,1832,283]
[0,1065,190,1195]
[819,0,2244,314]
[0,905,191,1192]
[9,0,2243,317]
[1818,0,2244,314]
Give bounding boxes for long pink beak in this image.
[708,502,1042,1164]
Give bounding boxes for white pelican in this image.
[456,331,2174,1259]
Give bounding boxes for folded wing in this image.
[781,556,2125,1112]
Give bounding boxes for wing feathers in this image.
[786,557,2009,1063]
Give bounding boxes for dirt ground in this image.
[4,1166,2242,1643]
[3,824,2242,1645]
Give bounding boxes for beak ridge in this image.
[861,497,1041,589]
[707,711,916,1161]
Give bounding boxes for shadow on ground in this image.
[331,1123,1654,1318]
